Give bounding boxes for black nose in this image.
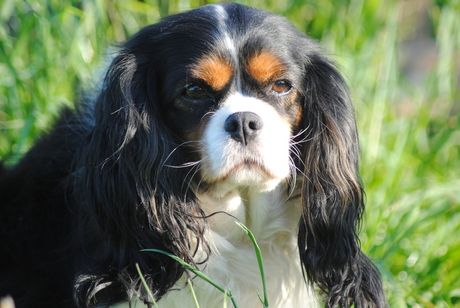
[224,112,263,145]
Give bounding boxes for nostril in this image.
[224,116,238,133]
[248,119,261,131]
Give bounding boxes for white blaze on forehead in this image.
[211,4,241,91]
[212,5,238,63]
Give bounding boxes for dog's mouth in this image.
[228,158,273,174]
[202,155,281,185]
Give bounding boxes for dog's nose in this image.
[224,112,263,145]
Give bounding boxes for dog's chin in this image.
[203,160,288,194]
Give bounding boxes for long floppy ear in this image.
[297,53,387,308]
[72,32,207,307]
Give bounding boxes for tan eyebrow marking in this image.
[190,55,233,91]
[246,51,287,84]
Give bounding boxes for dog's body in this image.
[0,4,386,308]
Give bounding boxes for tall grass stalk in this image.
[135,263,160,308]
[141,221,269,307]
[235,221,269,308]
[142,248,240,308]
[188,279,200,308]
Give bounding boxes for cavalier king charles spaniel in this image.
[0,3,387,308]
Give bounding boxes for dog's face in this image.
[172,53,301,192]
[155,5,307,192]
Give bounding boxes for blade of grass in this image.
[187,278,200,308]
[223,290,228,308]
[135,263,159,308]
[235,221,269,308]
[141,249,239,308]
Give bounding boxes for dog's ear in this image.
[296,53,386,307]
[73,30,207,307]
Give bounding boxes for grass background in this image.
[0,0,459,307]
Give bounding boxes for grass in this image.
[1,0,459,307]
[142,221,269,308]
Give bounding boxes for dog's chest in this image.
[156,185,318,307]
[114,185,318,307]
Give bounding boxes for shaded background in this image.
[0,0,459,307]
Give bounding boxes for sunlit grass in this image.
[1,0,459,307]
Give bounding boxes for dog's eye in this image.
[183,85,208,100]
[272,80,292,94]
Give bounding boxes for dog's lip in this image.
[205,157,279,184]
[227,156,265,169]
[231,158,265,170]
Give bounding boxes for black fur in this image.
[296,54,387,307]
[0,4,386,307]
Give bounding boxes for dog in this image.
[0,3,387,308]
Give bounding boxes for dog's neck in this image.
[197,181,300,240]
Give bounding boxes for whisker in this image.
[290,127,309,140]
[288,153,309,180]
[181,161,203,195]
[289,144,307,171]
[201,111,215,122]
[278,157,303,204]
[160,140,202,168]
[290,125,327,146]
[165,161,201,169]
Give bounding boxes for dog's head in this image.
[75,4,385,307]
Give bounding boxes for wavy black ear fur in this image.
[297,53,387,308]
[72,28,208,307]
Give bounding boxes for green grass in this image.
[142,221,269,308]
[1,0,459,307]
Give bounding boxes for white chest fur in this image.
[113,183,318,308]
[159,183,319,307]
